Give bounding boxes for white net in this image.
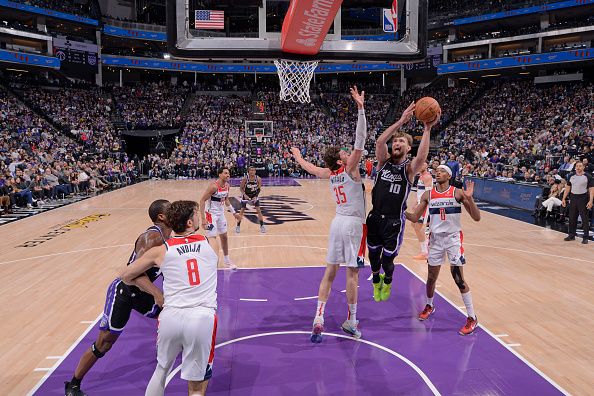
[274,59,319,104]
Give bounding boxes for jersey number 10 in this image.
[186,259,201,286]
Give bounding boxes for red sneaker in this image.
[459,316,478,335]
[418,304,435,321]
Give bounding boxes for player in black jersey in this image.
[65,200,171,396]
[235,166,266,233]
[367,102,441,302]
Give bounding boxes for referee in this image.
[562,161,594,244]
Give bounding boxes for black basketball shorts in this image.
[366,212,406,256]
[99,278,161,334]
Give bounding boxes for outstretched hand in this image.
[290,147,301,158]
[464,180,475,198]
[399,102,415,124]
[350,86,365,109]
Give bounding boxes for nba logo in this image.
[383,9,395,32]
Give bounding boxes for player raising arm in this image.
[290,86,367,342]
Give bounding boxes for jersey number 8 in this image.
[186,259,201,286]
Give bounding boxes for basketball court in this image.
[0,179,591,395]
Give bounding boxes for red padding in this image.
[281,0,343,56]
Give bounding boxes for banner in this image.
[438,49,594,74]
[102,55,401,74]
[103,25,166,42]
[0,49,59,68]
[467,177,541,211]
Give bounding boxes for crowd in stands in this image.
[433,80,594,184]
[1,68,593,219]
[112,82,189,129]
[0,85,138,214]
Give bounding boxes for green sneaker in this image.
[373,274,384,302]
[380,280,392,301]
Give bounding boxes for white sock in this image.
[461,292,476,319]
[314,300,326,324]
[224,255,230,263]
[348,303,357,325]
[426,296,434,307]
[421,240,428,254]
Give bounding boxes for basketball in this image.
[415,97,441,123]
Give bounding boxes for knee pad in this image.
[451,267,466,290]
[91,342,106,359]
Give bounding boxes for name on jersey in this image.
[176,243,201,255]
[380,169,402,183]
[431,201,455,207]
[330,174,345,184]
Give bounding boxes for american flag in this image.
[195,10,224,30]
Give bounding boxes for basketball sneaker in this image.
[260,225,266,233]
[418,304,435,321]
[65,381,87,396]
[310,322,324,343]
[380,280,392,301]
[341,320,361,339]
[413,253,428,260]
[224,258,237,270]
[235,225,240,234]
[373,274,384,302]
[459,316,478,335]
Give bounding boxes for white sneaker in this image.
[224,259,237,270]
[260,225,266,233]
[235,225,240,234]
[26,204,33,208]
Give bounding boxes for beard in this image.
[391,149,406,162]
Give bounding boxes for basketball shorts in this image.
[205,211,227,237]
[326,215,367,268]
[99,279,161,334]
[366,212,405,256]
[240,197,260,208]
[157,306,217,381]
[427,231,466,266]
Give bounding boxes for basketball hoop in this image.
[255,133,264,143]
[274,59,318,104]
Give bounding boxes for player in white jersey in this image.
[410,162,434,260]
[199,167,240,269]
[290,86,367,343]
[405,165,481,335]
[121,200,219,396]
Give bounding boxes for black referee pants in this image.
[568,193,590,239]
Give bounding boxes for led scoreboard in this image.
[253,100,266,115]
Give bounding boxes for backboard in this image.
[167,0,427,63]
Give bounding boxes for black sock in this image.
[372,273,381,283]
[384,275,393,285]
[259,220,264,226]
[70,377,81,386]
[237,221,241,226]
